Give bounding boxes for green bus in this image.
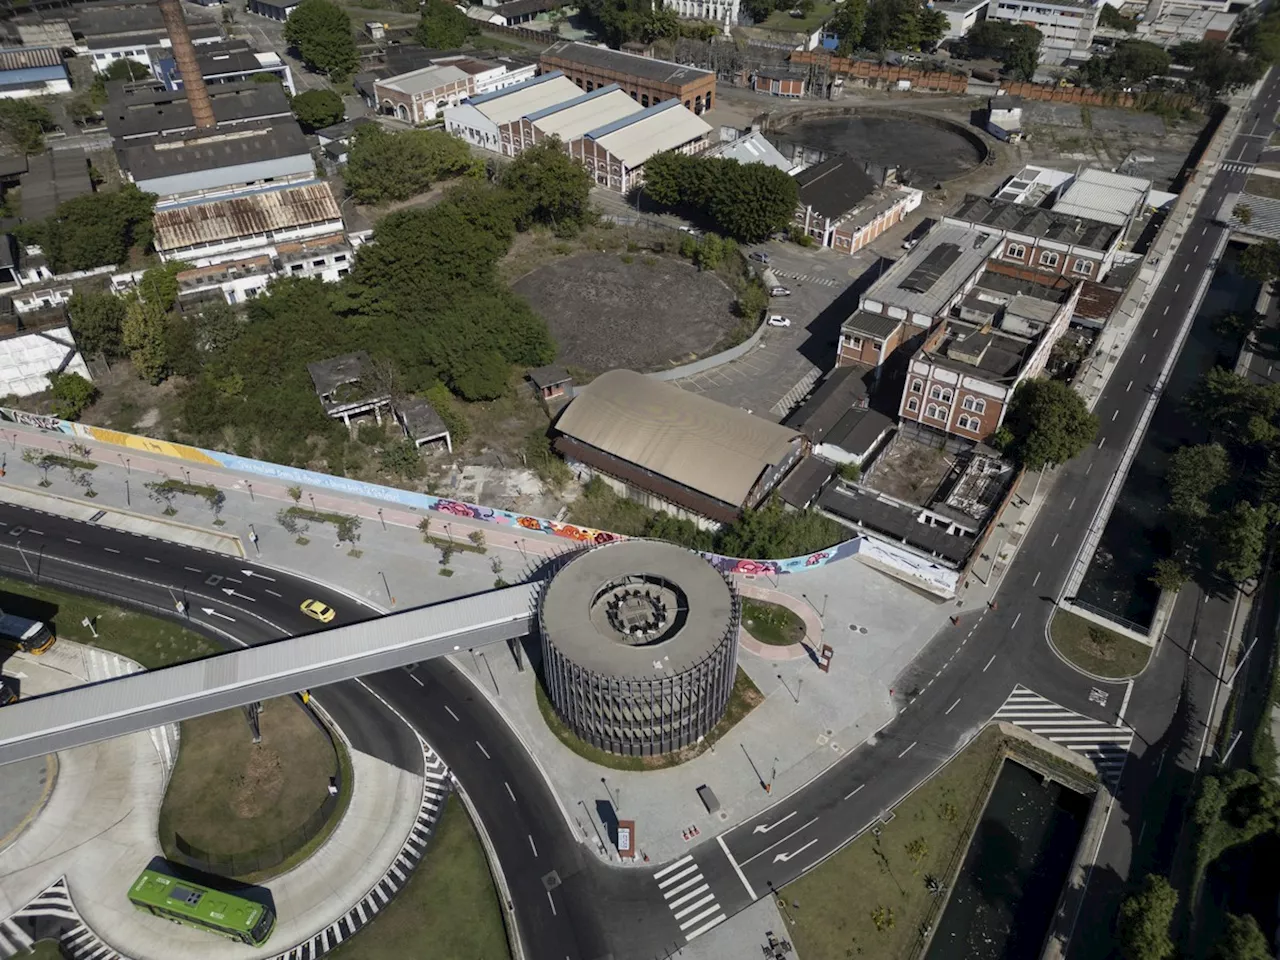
[127,869,275,946]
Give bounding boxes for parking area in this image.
[673,240,883,420]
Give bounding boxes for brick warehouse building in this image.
[540,41,716,114]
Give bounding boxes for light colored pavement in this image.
[0,636,430,960]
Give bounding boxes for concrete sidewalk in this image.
[0,638,428,960]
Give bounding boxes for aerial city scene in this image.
[0,0,1278,956]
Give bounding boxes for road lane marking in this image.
[1099,437,1107,449]
[475,740,490,759]
[528,835,538,857]
[65,538,79,544]
[1033,571,1041,586]
[547,891,557,916]
[772,837,818,864]
[741,816,820,866]
[946,698,961,715]
[1163,306,1169,315]
[104,547,120,554]
[752,810,796,834]
[1139,353,1146,364]
[1085,462,1092,475]
[265,588,282,598]
[897,741,917,759]
[145,557,160,563]
[184,566,201,572]
[664,873,705,897]
[1152,328,1158,337]
[505,782,516,802]
[411,675,424,687]
[1012,613,1022,629]
[1051,534,1059,547]
[675,893,716,920]
[844,784,865,800]
[983,655,997,672]
[444,705,460,722]
[1126,380,1133,392]
[1069,497,1076,510]
[1174,283,1180,293]
[653,854,693,880]
[717,835,757,899]
[658,863,699,887]
[1112,410,1118,421]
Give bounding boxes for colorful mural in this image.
[0,407,885,581]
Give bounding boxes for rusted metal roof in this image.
[153,183,342,252]
[0,46,61,71]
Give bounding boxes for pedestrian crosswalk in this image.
[1221,160,1255,174]
[653,854,727,942]
[992,685,1133,785]
[772,269,839,288]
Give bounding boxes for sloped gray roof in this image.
[554,369,802,508]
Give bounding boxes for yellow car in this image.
[300,599,336,623]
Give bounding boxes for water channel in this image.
[924,760,1092,960]
[1074,244,1260,629]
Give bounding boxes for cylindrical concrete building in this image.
[538,539,740,757]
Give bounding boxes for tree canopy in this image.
[102,58,151,82]
[416,0,479,48]
[576,0,678,45]
[284,0,358,80]
[68,289,127,358]
[996,378,1099,470]
[825,0,946,53]
[0,100,54,155]
[1240,239,1280,284]
[290,88,345,132]
[1116,874,1177,960]
[22,185,156,273]
[1079,39,1171,87]
[643,151,799,243]
[964,21,1042,81]
[1173,40,1265,97]
[1213,913,1272,960]
[48,372,97,421]
[499,138,594,233]
[343,126,478,204]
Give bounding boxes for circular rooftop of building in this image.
[539,540,736,681]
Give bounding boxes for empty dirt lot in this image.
[511,252,741,374]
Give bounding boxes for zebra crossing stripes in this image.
[0,743,455,960]
[772,269,839,288]
[652,854,727,942]
[992,685,1133,784]
[1221,160,1255,174]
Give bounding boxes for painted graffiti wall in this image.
[0,407,957,594]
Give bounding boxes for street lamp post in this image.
[578,799,608,854]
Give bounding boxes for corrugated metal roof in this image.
[467,72,581,126]
[0,584,538,766]
[555,369,802,508]
[533,87,640,142]
[0,46,61,71]
[589,99,710,169]
[542,41,712,88]
[153,182,341,251]
[1053,168,1149,227]
[379,63,469,96]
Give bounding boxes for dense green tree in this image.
[860,0,943,52]
[343,126,478,204]
[191,300,243,355]
[1214,913,1272,960]
[290,88,345,132]
[1186,367,1280,451]
[1166,443,1228,521]
[829,0,868,53]
[102,58,151,81]
[68,289,127,358]
[998,378,1099,469]
[708,161,800,243]
[577,0,674,45]
[122,295,169,384]
[1240,239,1280,284]
[1099,4,1137,31]
[285,0,357,80]
[0,100,54,154]
[1004,25,1043,81]
[1175,40,1265,96]
[379,439,423,479]
[717,498,846,558]
[501,138,593,232]
[415,0,479,48]
[1117,875,1177,960]
[1214,501,1270,584]
[30,185,157,273]
[47,372,98,421]
[1080,39,1170,87]
[1212,310,1264,343]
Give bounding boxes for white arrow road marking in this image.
[221,587,256,602]
[201,607,236,622]
[741,816,819,866]
[241,569,276,581]
[752,811,797,834]
[773,838,818,864]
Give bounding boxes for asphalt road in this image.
[667,74,1280,950]
[0,501,604,960]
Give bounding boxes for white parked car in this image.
[767,315,792,328]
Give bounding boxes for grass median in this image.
[158,696,348,881]
[535,667,764,770]
[327,795,510,960]
[784,728,1009,959]
[741,598,806,646]
[0,576,219,668]
[1050,608,1152,679]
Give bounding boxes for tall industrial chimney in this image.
[157,0,216,131]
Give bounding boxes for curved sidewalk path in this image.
[0,646,441,960]
[735,582,822,662]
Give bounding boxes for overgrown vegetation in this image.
[963,21,1042,81]
[817,0,948,55]
[1050,609,1152,678]
[343,126,479,204]
[0,99,55,154]
[17,184,156,272]
[284,0,357,80]
[416,0,479,47]
[643,151,800,243]
[1078,39,1171,88]
[568,477,847,558]
[994,378,1099,470]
